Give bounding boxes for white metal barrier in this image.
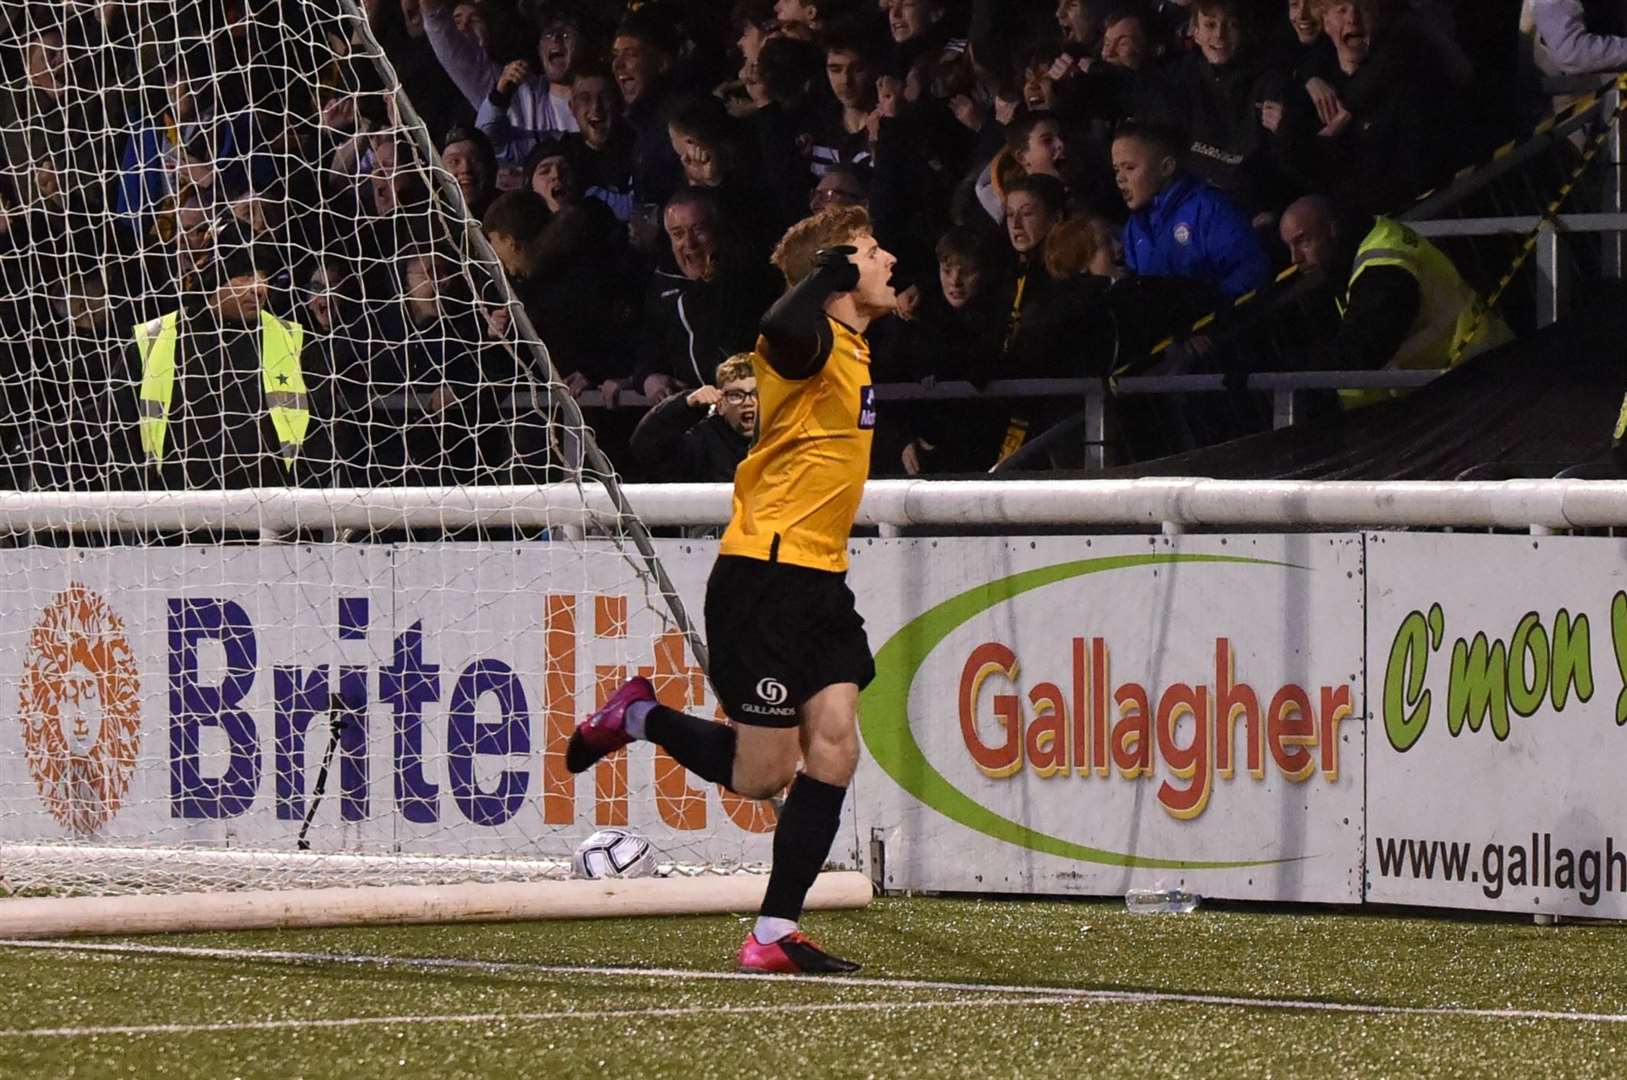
[7,479,1627,536]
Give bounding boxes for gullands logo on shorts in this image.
[742,676,796,717]
[17,585,143,834]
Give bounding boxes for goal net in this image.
[0,0,771,901]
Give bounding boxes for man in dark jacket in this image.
[483,150,631,395]
[569,66,637,221]
[613,9,685,210]
[1279,194,1513,408]
[619,188,780,404]
[629,352,756,482]
[1271,0,1451,215]
[1140,0,1287,217]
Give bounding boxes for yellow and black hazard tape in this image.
[1130,262,1302,375]
[1119,74,1627,377]
[1451,76,1627,359]
[1412,73,1625,206]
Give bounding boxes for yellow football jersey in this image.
[719,317,875,572]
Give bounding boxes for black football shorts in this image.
[704,554,875,728]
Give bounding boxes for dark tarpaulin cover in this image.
[1077,297,1627,481]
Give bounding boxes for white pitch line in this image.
[0,996,1072,1041]
[4,938,1627,1028]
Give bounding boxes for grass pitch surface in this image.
[1,897,1625,1078]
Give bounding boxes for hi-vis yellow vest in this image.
[131,310,310,467]
[1338,217,1513,409]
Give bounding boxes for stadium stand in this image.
[0,0,1612,491]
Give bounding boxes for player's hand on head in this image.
[813,246,861,292]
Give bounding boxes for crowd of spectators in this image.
[0,0,1597,490]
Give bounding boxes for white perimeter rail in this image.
[4,479,1627,535]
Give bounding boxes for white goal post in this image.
[0,0,746,930]
[0,870,875,939]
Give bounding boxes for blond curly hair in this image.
[770,206,872,286]
[714,353,755,387]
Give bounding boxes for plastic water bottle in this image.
[1125,888,1201,914]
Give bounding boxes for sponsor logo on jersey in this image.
[858,385,876,430]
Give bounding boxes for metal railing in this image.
[1409,76,1627,325]
[379,368,1444,474]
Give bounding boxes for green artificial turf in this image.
[1,897,1624,1079]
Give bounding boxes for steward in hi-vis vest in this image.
[133,308,309,467]
[1280,197,1514,409]
[127,239,331,489]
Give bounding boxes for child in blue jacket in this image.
[1112,120,1271,300]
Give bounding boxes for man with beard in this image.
[1279,194,1512,409]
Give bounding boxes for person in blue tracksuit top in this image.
[1112,120,1271,301]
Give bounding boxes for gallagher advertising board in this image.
[851,535,1366,903]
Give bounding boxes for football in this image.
[571,827,658,879]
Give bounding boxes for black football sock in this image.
[760,774,847,922]
[643,705,737,786]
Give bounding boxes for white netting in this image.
[0,1,765,897]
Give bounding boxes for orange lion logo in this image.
[18,585,142,834]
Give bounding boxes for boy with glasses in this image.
[629,353,758,483]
